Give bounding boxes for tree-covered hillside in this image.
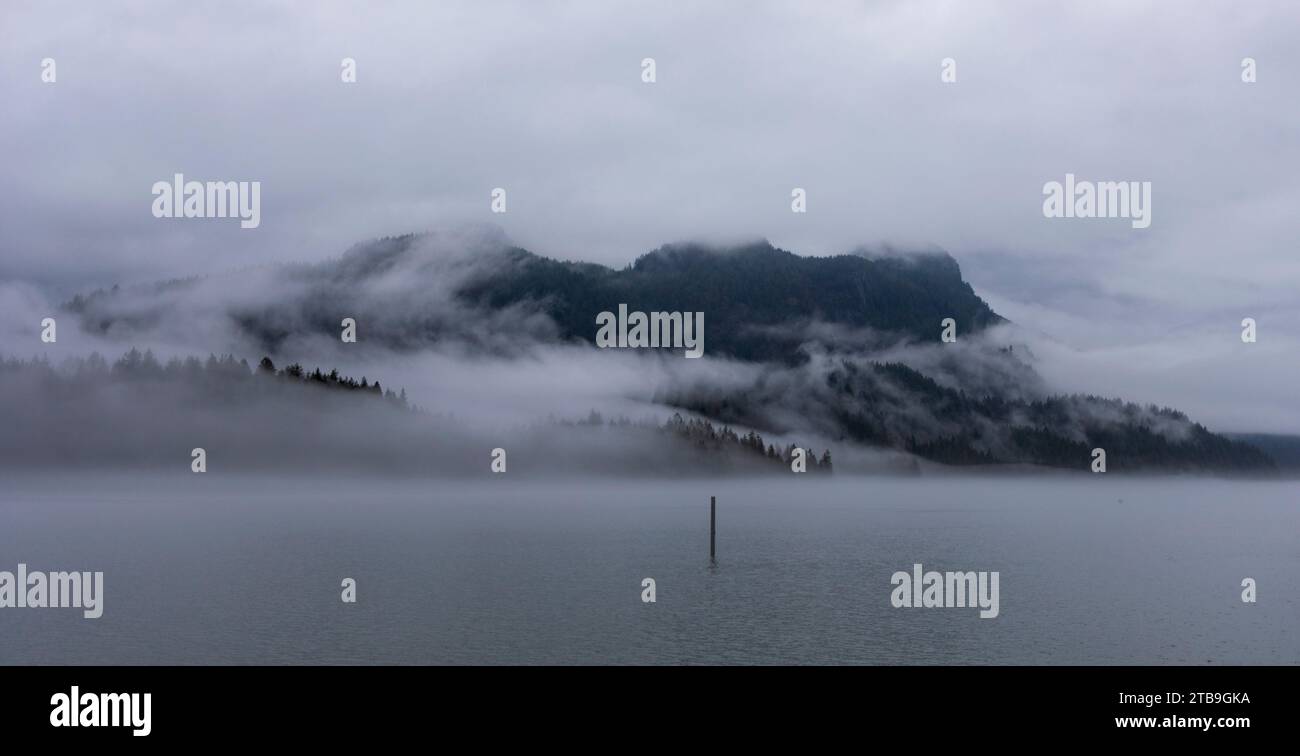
[669,359,1274,472]
[52,231,1277,473]
[457,240,1003,361]
[67,234,1003,362]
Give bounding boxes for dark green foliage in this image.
[673,359,1273,472]
[0,349,410,410]
[659,412,832,473]
[1225,433,1300,471]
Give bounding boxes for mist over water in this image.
[2,474,1293,665]
[3,0,1299,693]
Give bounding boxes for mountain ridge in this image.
[67,232,1005,362]
[51,229,1276,472]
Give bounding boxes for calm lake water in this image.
[1,474,1296,664]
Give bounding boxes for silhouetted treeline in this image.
[557,410,832,473]
[663,412,832,473]
[0,349,411,410]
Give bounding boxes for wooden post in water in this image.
[709,496,716,562]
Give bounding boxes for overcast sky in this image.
[1,0,1297,432]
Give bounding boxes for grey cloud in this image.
[1,0,1297,431]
